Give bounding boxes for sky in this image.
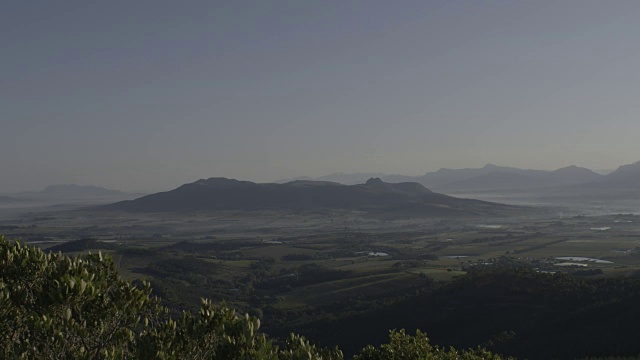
[2,1,640,193]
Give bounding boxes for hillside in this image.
[0,235,507,359]
[433,166,604,193]
[0,196,22,203]
[603,161,640,185]
[103,177,514,216]
[534,161,640,201]
[38,184,129,197]
[279,164,607,192]
[276,173,391,185]
[527,162,640,199]
[8,184,143,205]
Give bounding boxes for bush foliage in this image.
[0,236,503,359]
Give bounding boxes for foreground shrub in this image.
[354,329,510,360]
[0,236,342,359]
[1,235,504,359]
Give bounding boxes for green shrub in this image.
[354,329,510,360]
[0,235,507,359]
[0,236,342,359]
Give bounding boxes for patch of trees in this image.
[416,253,439,260]
[284,265,640,359]
[512,239,566,254]
[281,250,359,261]
[282,253,314,261]
[117,247,159,256]
[0,225,21,230]
[0,235,505,359]
[354,329,510,360]
[471,234,514,243]
[47,238,119,253]
[143,256,219,286]
[571,268,604,276]
[392,261,425,269]
[256,263,354,291]
[490,232,546,246]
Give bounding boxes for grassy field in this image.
[2,209,640,315]
[5,207,640,360]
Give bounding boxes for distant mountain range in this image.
[36,184,131,197]
[433,165,605,193]
[4,184,143,205]
[104,177,516,216]
[0,196,23,204]
[277,173,391,185]
[278,161,640,195]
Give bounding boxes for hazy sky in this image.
[3,1,640,192]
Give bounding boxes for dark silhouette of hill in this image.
[290,267,640,359]
[47,238,118,253]
[276,173,391,185]
[276,165,534,187]
[103,177,515,216]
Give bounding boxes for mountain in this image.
[0,196,22,204]
[551,165,605,183]
[550,162,640,193]
[38,184,130,197]
[437,162,640,209]
[416,164,544,188]
[542,161,640,200]
[103,177,515,216]
[604,161,640,185]
[281,164,604,191]
[269,162,640,210]
[276,173,395,185]
[10,184,143,205]
[433,172,550,192]
[432,165,604,193]
[276,165,539,187]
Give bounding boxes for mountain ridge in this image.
[277,163,612,191]
[103,177,515,217]
[38,184,130,197]
[3,184,145,205]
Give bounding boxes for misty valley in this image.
[3,165,640,359]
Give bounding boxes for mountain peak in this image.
[40,184,125,196]
[553,165,590,173]
[104,177,488,215]
[606,161,640,181]
[187,178,256,189]
[365,177,385,186]
[43,184,99,191]
[194,177,238,185]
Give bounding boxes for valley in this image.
[3,204,640,358]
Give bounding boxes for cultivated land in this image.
[3,205,640,358]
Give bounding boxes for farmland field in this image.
[3,208,640,358]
